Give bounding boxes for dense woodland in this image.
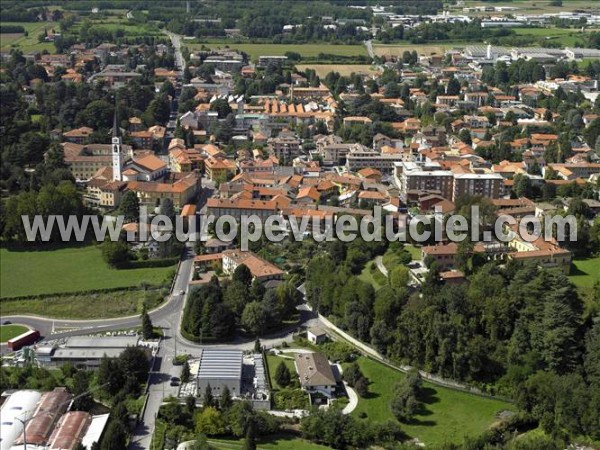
[303,234,600,444]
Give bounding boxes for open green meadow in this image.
[349,357,514,447]
[190,43,366,61]
[206,436,330,450]
[0,324,29,343]
[358,259,387,290]
[0,288,164,320]
[513,27,592,47]
[0,245,175,298]
[569,256,600,288]
[0,22,58,53]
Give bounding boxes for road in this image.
[166,31,185,71]
[374,255,389,277]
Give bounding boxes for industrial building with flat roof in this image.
[197,349,243,398]
[39,335,143,368]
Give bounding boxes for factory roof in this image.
[197,349,243,380]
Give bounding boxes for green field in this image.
[0,22,58,53]
[569,256,600,288]
[70,19,162,37]
[191,43,366,61]
[349,357,514,447]
[513,27,591,47]
[207,436,330,450]
[0,245,175,298]
[0,324,29,343]
[357,260,387,290]
[266,353,297,389]
[0,288,164,319]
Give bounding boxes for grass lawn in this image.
[569,256,600,288]
[0,324,29,343]
[0,245,175,298]
[0,22,58,53]
[349,357,514,447]
[207,435,330,450]
[190,43,366,61]
[1,288,164,320]
[295,64,377,78]
[266,353,297,389]
[357,260,387,291]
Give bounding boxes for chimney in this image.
[486,44,492,60]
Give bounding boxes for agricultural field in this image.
[513,27,592,47]
[373,43,458,57]
[68,18,162,37]
[191,43,367,61]
[0,21,58,53]
[0,245,175,298]
[349,357,515,447]
[296,64,377,78]
[0,324,29,343]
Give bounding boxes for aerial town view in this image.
[0,0,599,449]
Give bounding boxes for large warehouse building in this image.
[0,390,42,450]
[14,387,72,447]
[196,349,243,399]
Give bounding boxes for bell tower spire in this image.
[112,103,123,181]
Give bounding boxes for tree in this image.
[119,191,140,223]
[343,362,363,387]
[100,420,127,450]
[101,241,130,268]
[195,407,226,436]
[254,337,262,353]
[210,98,232,119]
[446,76,461,96]
[160,198,175,218]
[203,384,214,407]
[355,376,369,398]
[389,265,409,290]
[232,264,253,287]
[242,302,268,336]
[120,346,150,384]
[243,419,257,450]
[220,385,233,411]
[71,371,93,411]
[181,361,191,383]
[141,306,154,340]
[390,368,422,422]
[274,361,291,387]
